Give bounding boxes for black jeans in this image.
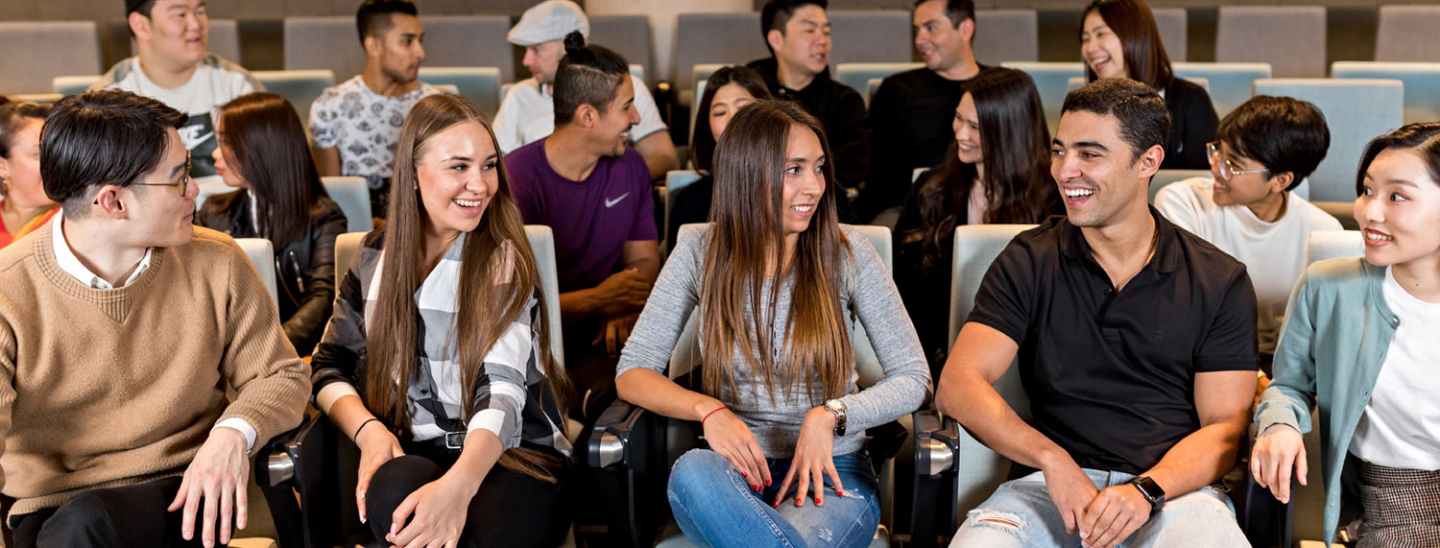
[9,477,208,548]
[365,442,573,548]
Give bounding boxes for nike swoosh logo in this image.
[604,193,630,208]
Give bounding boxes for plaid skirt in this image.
[1358,460,1440,548]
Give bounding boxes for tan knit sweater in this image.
[0,222,311,516]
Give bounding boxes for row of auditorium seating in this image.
[12,5,1440,98]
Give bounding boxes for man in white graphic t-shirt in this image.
[94,0,263,178]
[309,0,439,219]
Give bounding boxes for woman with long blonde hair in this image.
[310,93,574,548]
[615,100,931,547]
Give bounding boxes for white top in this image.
[310,76,441,188]
[1154,177,1342,355]
[95,54,261,178]
[51,217,257,451]
[492,75,667,154]
[1348,267,1440,470]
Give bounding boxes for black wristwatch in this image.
[1129,476,1166,515]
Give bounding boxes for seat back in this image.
[235,238,279,312]
[973,10,1038,66]
[52,74,101,96]
[1332,61,1440,125]
[673,13,768,92]
[836,62,925,106]
[591,15,654,85]
[252,69,336,125]
[664,170,703,248]
[1252,78,1403,203]
[1068,76,1209,95]
[1000,62,1084,137]
[420,16,515,83]
[321,176,374,233]
[526,225,566,368]
[1376,5,1440,63]
[829,10,912,68]
[284,17,364,82]
[417,66,502,118]
[0,21,101,95]
[1150,169,1210,204]
[1151,7,1187,62]
[1172,62,1271,117]
[334,232,366,285]
[947,224,1037,513]
[687,76,714,145]
[1215,6,1325,78]
[194,175,230,210]
[1305,230,1363,266]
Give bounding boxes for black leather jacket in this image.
[197,190,348,355]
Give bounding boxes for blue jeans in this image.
[667,448,882,548]
[949,469,1248,547]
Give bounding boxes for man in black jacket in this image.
[747,0,869,222]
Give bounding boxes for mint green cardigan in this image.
[1255,258,1398,545]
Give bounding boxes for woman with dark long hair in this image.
[615,100,930,547]
[1254,123,1440,547]
[893,67,1056,373]
[1080,0,1217,169]
[0,99,58,248]
[198,92,347,355]
[667,65,773,246]
[309,93,575,547]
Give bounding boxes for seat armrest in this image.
[914,409,961,477]
[588,398,651,469]
[908,409,962,548]
[256,411,325,487]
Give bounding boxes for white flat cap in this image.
[507,0,590,46]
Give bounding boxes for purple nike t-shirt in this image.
[506,138,657,293]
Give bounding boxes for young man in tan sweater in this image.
[0,90,311,547]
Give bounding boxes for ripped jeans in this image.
[667,449,882,548]
[949,469,1248,547]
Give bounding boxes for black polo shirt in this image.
[967,209,1257,475]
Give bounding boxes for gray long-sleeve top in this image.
[616,224,933,458]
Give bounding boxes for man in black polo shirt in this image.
[937,78,1256,548]
[747,0,869,221]
[862,0,986,222]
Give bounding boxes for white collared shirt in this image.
[51,217,258,452]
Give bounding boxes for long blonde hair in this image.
[699,99,854,404]
[365,94,572,480]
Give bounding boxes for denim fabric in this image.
[949,469,1247,547]
[667,449,881,548]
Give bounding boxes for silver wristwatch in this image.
[824,399,847,436]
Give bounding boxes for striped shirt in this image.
[311,231,569,455]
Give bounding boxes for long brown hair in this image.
[216,92,328,249]
[699,99,853,404]
[365,93,572,480]
[1081,0,1174,90]
[903,68,1053,270]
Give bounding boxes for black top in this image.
[747,57,871,217]
[1161,78,1219,170]
[197,190,349,355]
[892,168,1060,377]
[863,66,987,222]
[967,210,1257,474]
[667,173,714,248]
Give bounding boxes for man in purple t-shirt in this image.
[505,36,660,406]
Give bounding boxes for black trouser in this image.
[10,477,207,548]
[366,442,573,548]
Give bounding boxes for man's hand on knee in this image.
[1079,484,1149,548]
[1039,454,1098,535]
[168,427,249,547]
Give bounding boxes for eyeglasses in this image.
[131,152,193,197]
[1206,142,1267,181]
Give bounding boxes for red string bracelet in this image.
[701,405,730,425]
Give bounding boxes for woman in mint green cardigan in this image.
[1251,123,1440,547]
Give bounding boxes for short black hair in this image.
[914,0,975,29]
[41,90,186,215]
[553,31,631,127]
[1218,96,1329,192]
[1060,78,1169,162]
[761,0,828,45]
[356,0,419,45]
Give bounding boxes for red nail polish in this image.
[815,497,822,505]
[837,490,845,497]
[795,498,803,506]
[765,480,771,486]
[741,471,747,478]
